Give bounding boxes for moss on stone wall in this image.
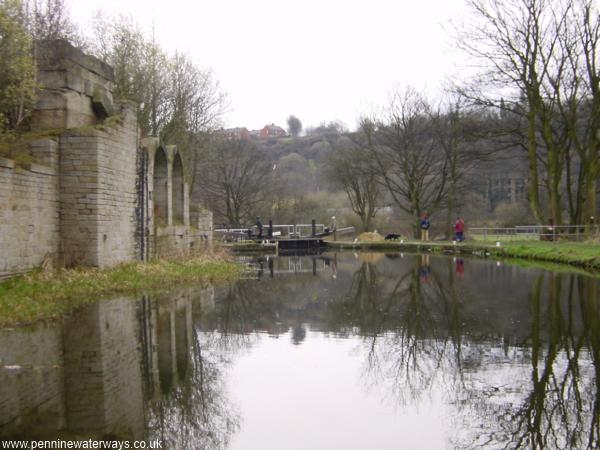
[0,113,125,167]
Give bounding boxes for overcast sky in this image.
[70,0,468,132]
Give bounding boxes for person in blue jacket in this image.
[420,213,430,241]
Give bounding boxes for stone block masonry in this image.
[32,40,115,131]
[0,141,59,279]
[59,108,138,267]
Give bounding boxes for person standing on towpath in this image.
[420,213,430,241]
[455,217,465,242]
[256,216,263,239]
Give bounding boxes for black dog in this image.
[384,233,402,240]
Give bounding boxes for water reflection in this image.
[143,289,240,450]
[0,252,598,449]
[0,287,238,449]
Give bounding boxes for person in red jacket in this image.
[454,217,465,242]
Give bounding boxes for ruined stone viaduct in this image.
[0,41,212,279]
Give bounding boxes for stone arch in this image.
[153,147,169,226]
[172,152,185,224]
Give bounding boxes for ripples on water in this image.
[1,252,599,449]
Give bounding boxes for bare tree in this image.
[555,0,600,223]
[162,51,228,188]
[88,16,228,197]
[431,98,499,236]
[198,137,273,227]
[88,14,172,137]
[367,87,452,236]
[455,0,600,225]
[326,130,381,231]
[25,0,78,43]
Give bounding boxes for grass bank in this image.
[489,241,600,270]
[0,254,242,327]
[325,240,600,272]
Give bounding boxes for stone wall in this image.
[0,140,60,279]
[59,109,138,267]
[154,227,212,260]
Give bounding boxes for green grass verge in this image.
[325,239,600,272]
[0,256,243,327]
[491,241,600,270]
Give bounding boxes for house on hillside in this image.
[259,124,287,139]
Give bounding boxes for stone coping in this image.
[0,156,55,175]
[36,39,115,82]
[23,163,56,176]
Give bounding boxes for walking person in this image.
[420,213,430,241]
[330,216,337,241]
[255,216,263,239]
[454,217,465,242]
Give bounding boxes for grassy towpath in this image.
[0,255,242,327]
[324,240,600,272]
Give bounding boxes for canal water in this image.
[1,252,599,449]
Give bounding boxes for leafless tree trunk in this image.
[366,87,451,237]
[197,137,273,228]
[326,126,381,231]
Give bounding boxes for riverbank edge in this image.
[325,240,600,272]
[0,255,243,327]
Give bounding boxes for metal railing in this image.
[469,224,598,242]
[214,223,327,241]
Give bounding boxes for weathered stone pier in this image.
[0,40,213,279]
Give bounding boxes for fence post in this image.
[311,219,316,237]
[268,220,273,239]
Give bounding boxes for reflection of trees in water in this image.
[204,275,328,338]
[147,327,240,450]
[332,257,600,448]
[327,258,469,405]
[451,274,600,449]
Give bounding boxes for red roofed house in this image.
[259,124,287,139]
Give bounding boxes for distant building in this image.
[259,124,287,139]
[218,127,250,140]
[474,149,528,210]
